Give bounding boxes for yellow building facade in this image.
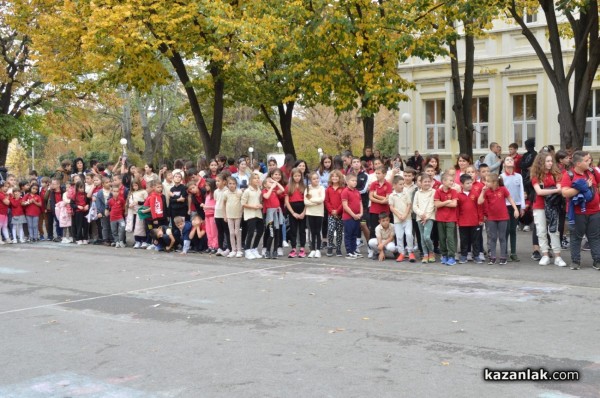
[396,13,599,168]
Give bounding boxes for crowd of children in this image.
[1,143,599,271]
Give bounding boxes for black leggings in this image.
[245,218,264,249]
[307,215,323,250]
[215,217,230,250]
[288,202,306,248]
[73,212,88,241]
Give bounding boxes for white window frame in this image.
[472,97,489,150]
[425,99,446,151]
[584,89,600,147]
[525,11,538,24]
[512,94,536,148]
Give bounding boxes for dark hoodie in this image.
[520,138,537,199]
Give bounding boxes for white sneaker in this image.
[141,242,150,248]
[282,241,290,248]
[76,240,83,245]
[539,255,551,266]
[61,237,69,244]
[245,250,256,259]
[134,242,141,249]
[262,248,267,256]
[120,242,127,248]
[367,248,374,259]
[216,248,224,256]
[467,253,473,262]
[252,249,262,259]
[222,249,231,257]
[523,225,530,232]
[146,244,156,250]
[554,257,567,267]
[356,239,364,248]
[315,250,321,258]
[308,250,316,258]
[277,248,283,256]
[227,250,236,258]
[235,251,243,258]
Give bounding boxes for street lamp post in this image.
[317,147,323,160]
[401,113,412,158]
[276,141,283,154]
[248,147,254,166]
[120,138,128,158]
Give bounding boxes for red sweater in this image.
[325,186,343,216]
[74,191,88,212]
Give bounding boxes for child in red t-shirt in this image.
[0,181,10,243]
[23,183,43,241]
[325,170,345,257]
[108,186,126,247]
[72,181,90,244]
[434,173,459,265]
[478,173,520,265]
[341,174,363,259]
[262,176,284,259]
[10,190,26,243]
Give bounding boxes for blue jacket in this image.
[96,189,111,215]
[568,179,595,224]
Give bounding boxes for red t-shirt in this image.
[262,188,282,210]
[560,169,600,215]
[341,187,362,220]
[107,197,125,221]
[286,187,304,203]
[512,153,523,174]
[10,197,25,216]
[531,172,559,209]
[368,180,393,214]
[23,194,43,217]
[484,186,511,221]
[457,189,482,227]
[74,191,88,212]
[54,191,62,206]
[0,192,9,215]
[325,186,343,216]
[434,187,458,222]
[432,179,442,189]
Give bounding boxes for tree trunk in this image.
[278,102,296,158]
[362,114,375,151]
[449,21,475,160]
[161,45,213,157]
[209,64,225,158]
[0,139,8,166]
[137,99,154,164]
[121,89,133,152]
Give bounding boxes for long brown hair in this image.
[287,167,306,194]
[530,151,561,185]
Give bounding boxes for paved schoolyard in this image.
[0,232,598,397]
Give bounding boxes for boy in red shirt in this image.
[457,174,483,264]
[107,186,126,248]
[434,173,458,265]
[368,166,393,258]
[342,174,363,259]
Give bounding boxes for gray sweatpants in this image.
[111,219,125,243]
[486,220,508,259]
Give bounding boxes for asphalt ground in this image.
[0,230,599,398]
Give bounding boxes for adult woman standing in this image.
[454,154,472,184]
[425,154,442,182]
[141,163,159,189]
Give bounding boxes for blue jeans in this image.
[26,216,39,240]
[343,219,360,254]
[417,219,434,255]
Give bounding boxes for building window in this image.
[584,90,600,147]
[425,99,445,150]
[525,12,538,24]
[471,97,489,150]
[512,94,536,148]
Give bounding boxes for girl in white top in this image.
[304,172,326,258]
[213,174,230,256]
[223,176,243,257]
[241,173,264,259]
[412,174,436,262]
[128,178,148,248]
